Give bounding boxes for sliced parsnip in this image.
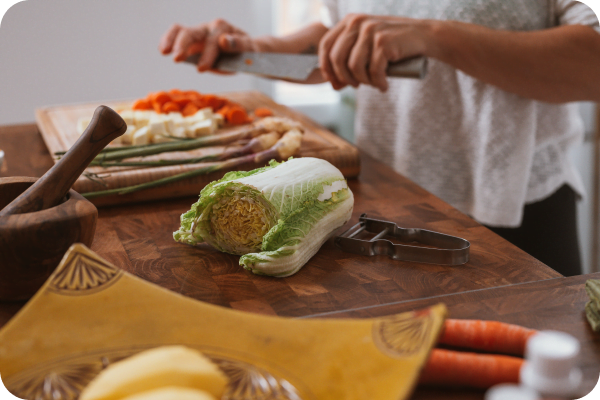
[79,346,228,400]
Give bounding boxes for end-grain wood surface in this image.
[0,123,560,325]
[318,273,600,400]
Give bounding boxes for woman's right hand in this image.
[159,19,259,72]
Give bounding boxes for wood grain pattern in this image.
[35,92,360,207]
[87,154,560,318]
[319,273,600,400]
[0,123,561,317]
[0,177,97,300]
[0,124,54,177]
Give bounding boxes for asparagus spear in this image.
[82,129,302,199]
[91,117,302,162]
[89,132,281,168]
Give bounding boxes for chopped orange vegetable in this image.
[419,349,523,388]
[439,319,537,356]
[129,89,253,124]
[227,106,250,125]
[181,102,199,117]
[184,90,202,101]
[162,101,180,114]
[168,88,184,96]
[203,94,226,111]
[172,96,191,108]
[132,99,152,110]
[150,91,171,105]
[216,105,230,117]
[150,92,171,114]
[254,107,274,117]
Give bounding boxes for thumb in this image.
[218,33,255,53]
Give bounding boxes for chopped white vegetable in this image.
[188,119,214,137]
[132,126,150,145]
[121,125,137,145]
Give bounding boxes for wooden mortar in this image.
[0,105,126,300]
[0,177,97,300]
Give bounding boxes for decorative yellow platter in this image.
[0,244,446,400]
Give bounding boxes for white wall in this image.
[0,0,273,125]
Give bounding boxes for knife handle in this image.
[387,56,428,79]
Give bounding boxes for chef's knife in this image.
[184,52,428,80]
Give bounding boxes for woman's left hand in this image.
[318,14,436,91]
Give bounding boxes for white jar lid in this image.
[520,330,582,397]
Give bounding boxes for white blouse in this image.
[321,0,600,227]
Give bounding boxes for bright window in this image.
[271,0,340,105]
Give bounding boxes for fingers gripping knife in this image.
[335,214,470,265]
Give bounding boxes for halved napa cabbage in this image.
[174,157,354,277]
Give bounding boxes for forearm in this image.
[427,21,600,103]
[253,21,329,54]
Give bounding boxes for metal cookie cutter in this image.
[335,214,470,265]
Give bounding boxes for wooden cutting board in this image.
[35,91,360,207]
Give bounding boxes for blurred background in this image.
[0,0,597,272]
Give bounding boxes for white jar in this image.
[520,330,582,398]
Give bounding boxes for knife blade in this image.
[184,52,428,81]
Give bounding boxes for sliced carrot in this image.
[254,107,273,117]
[148,92,169,113]
[203,94,226,111]
[419,348,523,389]
[439,319,537,356]
[227,106,250,125]
[162,101,180,114]
[216,105,230,117]
[150,91,172,105]
[130,89,250,122]
[181,102,199,117]
[168,88,184,96]
[132,99,152,110]
[184,90,202,101]
[192,97,210,110]
[172,96,191,108]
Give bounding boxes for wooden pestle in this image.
[0,105,126,216]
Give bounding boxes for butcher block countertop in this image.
[0,123,560,318]
[3,122,597,399]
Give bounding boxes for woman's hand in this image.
[159,19,260,72]
[319,14,435,91]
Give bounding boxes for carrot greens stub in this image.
[174,157,354,277]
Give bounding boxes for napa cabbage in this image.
[174,157,354,277]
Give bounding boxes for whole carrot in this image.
[419,348,523,388]
[439,319,537,355]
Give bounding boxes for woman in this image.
[159,0,600,276]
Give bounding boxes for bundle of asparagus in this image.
[585,279,600,332]
[78,117,304,199]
